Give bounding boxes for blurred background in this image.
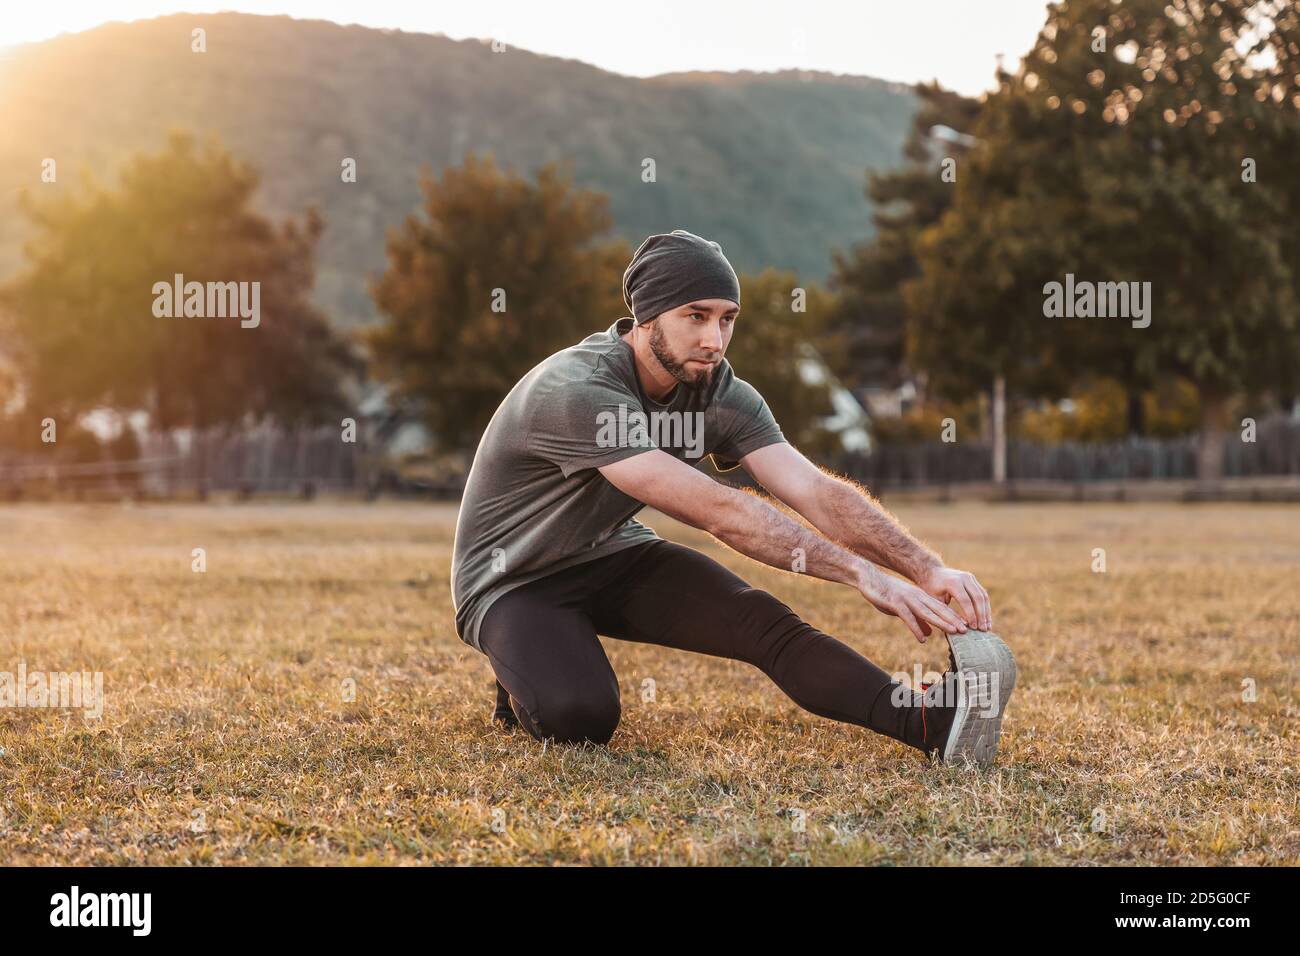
[1,0,1298,503]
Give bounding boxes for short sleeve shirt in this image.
[450,317,786,652]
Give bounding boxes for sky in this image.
[0,0,1053,96]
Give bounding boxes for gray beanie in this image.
[622,229,741,325]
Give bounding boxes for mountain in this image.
[0,13,917,327]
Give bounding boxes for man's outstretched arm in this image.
[738,442,993,631]
[597,450,967,643]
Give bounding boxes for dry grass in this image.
[0,499,1296,865]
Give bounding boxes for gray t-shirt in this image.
[450,316,786,652]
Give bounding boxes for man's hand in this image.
[916,565,992,631]
[857,567,970,644]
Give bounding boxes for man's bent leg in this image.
[479,581,622,745]
[593,540,946,753]
[492,679,518,727]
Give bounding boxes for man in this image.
[450,229,1016,765]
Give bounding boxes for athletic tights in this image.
[478,538,934,752]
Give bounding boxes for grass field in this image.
[0,499,1296,865]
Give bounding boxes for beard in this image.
[648,321,715,392]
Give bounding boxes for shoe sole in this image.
[940,630,1017,768]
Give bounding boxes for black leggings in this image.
[478,539,933,752]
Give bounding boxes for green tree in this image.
[0,130,356,431]
[826,82,983,393]
[367,153,630,451]
[724,268,839,455]
[908,0,1300,482]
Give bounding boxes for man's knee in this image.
[530,691,621,745]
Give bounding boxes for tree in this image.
[367,153,631,451]
[1018,375,1201,441]
[908,0,1300,482]
[826,82,983,393]
[724,268,839,455]
[0,130,357,432]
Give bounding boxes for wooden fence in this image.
[826,416,1300,490]
[3,416,1299,499]
[1,425,375,498]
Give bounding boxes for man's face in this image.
[646,299,738,391]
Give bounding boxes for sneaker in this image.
[917,671,959,758]
[921,629,1017,767]
[491,680,519,728]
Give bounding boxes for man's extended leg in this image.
[590,539,955,755]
